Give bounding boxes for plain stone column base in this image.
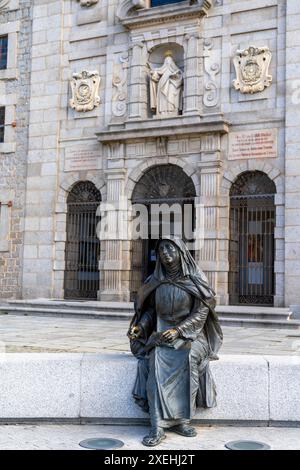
[290,305,300,319]
[98,290,130,302]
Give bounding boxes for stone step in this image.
[0,306,132,320]
[217,311,290,321]
[220,317,300,329]
[0,300,133,315]
[0,300,298,328]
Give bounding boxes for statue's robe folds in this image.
[129,273,223,426]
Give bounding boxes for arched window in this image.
[229,171,276,305]
[64,181,101,300]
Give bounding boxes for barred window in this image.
[0,107,5,143]
[151,0,185,6]
[0,36,8,70]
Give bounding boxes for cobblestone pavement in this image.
[0,314,300,355]
[0,424,298,450]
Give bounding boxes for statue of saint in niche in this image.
[128,238,223,447]
[149,52,183,118]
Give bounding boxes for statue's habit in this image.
[128,238,223,446]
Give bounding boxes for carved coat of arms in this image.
[233,46,272,94]
[70,71,101,112]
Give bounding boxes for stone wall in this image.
[0,0,32,299]
[16,0,300,306]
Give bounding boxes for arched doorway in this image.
[229,171,276,305]
[64,181,101,300]
[130,164,196,300]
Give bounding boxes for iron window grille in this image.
[0,36,8,70]
[0,107,5,143]
[151,0,185,6]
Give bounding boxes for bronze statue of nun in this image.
[128,238,223,446]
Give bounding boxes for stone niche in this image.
[148,43,184,119]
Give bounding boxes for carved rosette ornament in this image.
[77,0,98,6]
[70,71,101,112]
[233,46,272,94]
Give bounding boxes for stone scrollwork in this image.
[77,0,98,6]
[203,38,220,108]
[0,0,10,10]
[117,0,148,21]
[233,45,272,94]
[112,53,129,118]
[70,70,101,112]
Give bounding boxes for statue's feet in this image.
[142,427,166,447]
[170,424,197,437]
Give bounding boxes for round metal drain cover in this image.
[225,440,271,451]
[79,438,124,450]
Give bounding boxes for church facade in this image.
[1,0,300,308]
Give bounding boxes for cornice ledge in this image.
[96,114,229,143]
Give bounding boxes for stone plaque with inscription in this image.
[228,129,277,160]
[64,147,101,172]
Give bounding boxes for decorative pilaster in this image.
[98,167,130,302]
[183,33,204,115]
[128,42,148,120]
[196,150,225,303]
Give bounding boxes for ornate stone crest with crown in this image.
[70,70,101,112]
[233,46,272,94]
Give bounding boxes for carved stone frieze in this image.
[77,0,98,6]
[112,53,129,118]
[233,45,272,94]
[70,70,101,112]
[203,38,220,108]
[156,136,168,156]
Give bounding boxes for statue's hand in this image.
[151,71,160,82]
[162,328,180,343]
[128,325,141,340]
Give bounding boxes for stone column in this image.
[98,166,130,302]
[284,0,300,307]
[128,41,148,120]
[183,33,204,115]
[196,135,224,304]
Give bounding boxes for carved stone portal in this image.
[70,70,101,112]
[233,46,272,94]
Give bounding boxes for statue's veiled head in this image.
[157,239,181,269]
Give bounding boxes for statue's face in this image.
[158,240,180,268]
